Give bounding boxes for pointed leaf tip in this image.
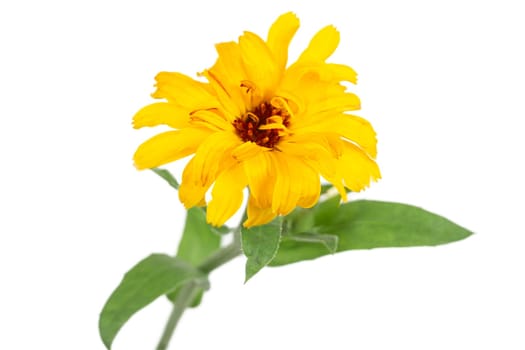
[271,200,472,266]
[242,217,283,282]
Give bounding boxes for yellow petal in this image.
[322,173,348,202]
[338,141,381,192]
[293,159,321,209]
[178,176,210,209]
[278,137,338,177]
[296,162,321,208]
[294,113,377,158]
[207,164,247,226]
[284,62,357,85]
[297,25,340,63]
[323,132,344,157]
[272,153,294,215]
[341,114,377,158]
[316,63,357,84]
[244,196,277,228]
[281,78,348,116]
[189,109,232,132]
[200,70,241,119]
[241,149,274,209]
[133,128,211,170]
[132,102,191,129]
[189,131,240,186]
[152,72,220,110]
[258,122,287,131]
[211,42,246,89]
[273,89,306,116]
[285,133,347,201]
[266,12,300,70]
[271,152,320,215]
[283,132,343,158]
[210,43,252,110]
[231,141,267,161]
[306,93,360,115]
[239,31,280,96]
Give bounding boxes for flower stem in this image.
[155,226,243,350]
[156,282,199,350]
[198,232,242,273]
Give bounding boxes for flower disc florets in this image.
[233,99,291,148]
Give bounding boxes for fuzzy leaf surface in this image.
[271,199,473,266]
[99,254,205,349]
[242,217,283,281]
[167,207,221,306]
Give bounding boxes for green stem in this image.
[198,230,242,273]
[156,282,199,350]
[155,226,243,350]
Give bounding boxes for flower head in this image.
[133,12,380,227]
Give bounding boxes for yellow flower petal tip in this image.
[133,13,380,226]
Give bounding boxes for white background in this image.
[1,0,524,349]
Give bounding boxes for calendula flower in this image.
[133,12,380,227]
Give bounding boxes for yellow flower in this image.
[133,12,380,227]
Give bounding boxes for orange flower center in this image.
[233,101,291,148]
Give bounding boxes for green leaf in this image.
[241,217,283,282]
[272,233,339,266]
[271,200,473,266]
[177,207,221,265]
[284,207,316,234]
[320,183,333,194]
[166,280,209,305]
[285,233,339,253]
[167,207,221,307]
[320,184,351,195]
[151,167,179,190]
[311,195,341,227]
[99,254,205,349]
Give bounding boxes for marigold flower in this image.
[133,12,381,227]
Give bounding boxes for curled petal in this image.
[258,117,288,131]
[190,109,232,132]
